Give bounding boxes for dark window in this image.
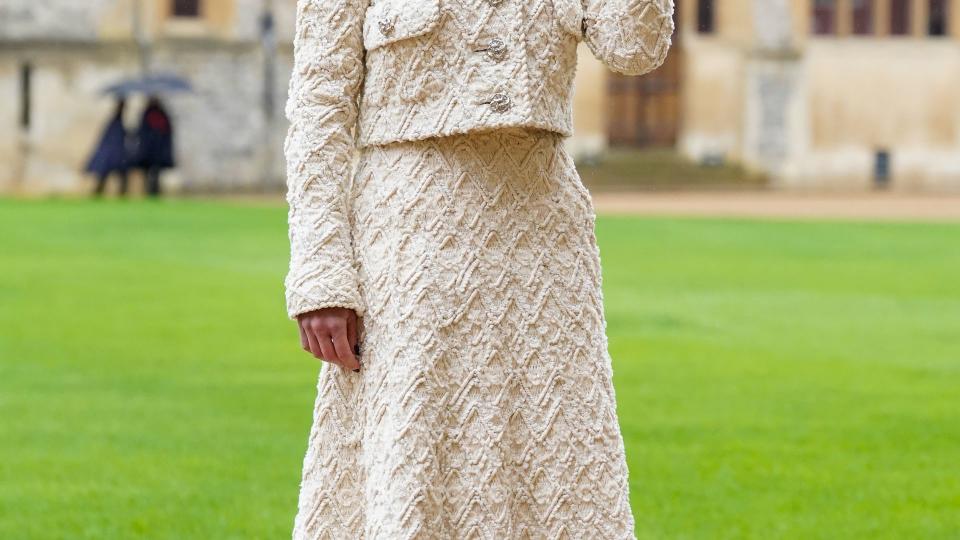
[929,0,948,35]
[697,0,715,33]
[852,0,874,34]
[812,0,837,35]
[890,0,912,35]
[172,0,200,17]
[20,63,31,130]
[874,149,892,188]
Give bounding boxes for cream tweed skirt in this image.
[292,127,636,539]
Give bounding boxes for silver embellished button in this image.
[378,18,395,36]
[477,38,508,61]
[487,93,511,113]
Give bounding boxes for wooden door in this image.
[606,9,682,147]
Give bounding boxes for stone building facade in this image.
[0,0,613,195]
[4,0,960,193]
[586,0,960,190]
[0,0,298,194]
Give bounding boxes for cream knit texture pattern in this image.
[283,0,673,319]
[284,0,674,537]
[293,127,637,539]
[356,0,674,147]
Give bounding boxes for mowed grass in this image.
[1,198,958,539]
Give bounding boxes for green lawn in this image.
[1,199,958,539]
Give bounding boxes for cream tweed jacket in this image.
[284,0,674,318]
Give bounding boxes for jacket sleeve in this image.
[283,0,368,320]
[580,0,675,76]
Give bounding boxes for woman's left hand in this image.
[297,307,361,372]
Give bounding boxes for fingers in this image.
[296,309,363,373]
[298,324,309,352]
[346,312,358,351]
[317,337,339,369]
[300,318,339,367]
[302,323,328,363]
[331,326,360,372]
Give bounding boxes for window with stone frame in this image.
[890,0,912,35]
[852,0,875,34]
[929,0,949,35]
[697,0,715,34]
[812,0,837,35]
[172,0,200,18]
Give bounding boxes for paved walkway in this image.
[590,192,960,222]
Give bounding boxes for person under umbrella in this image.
[84,99,132,197]
[134,96,175,197]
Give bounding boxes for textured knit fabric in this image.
[357,0,675,148]
[283,0,674,319]
[292,127,636,539]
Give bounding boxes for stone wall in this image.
[0,0,121,41]
[677,0,751,163]
[0,0,298,195]
[680,0,960,191]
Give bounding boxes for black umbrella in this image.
[101,72,193,97]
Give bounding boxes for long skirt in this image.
[292,127,637,539]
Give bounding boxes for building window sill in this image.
[161,18,211,38]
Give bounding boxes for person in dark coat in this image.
[135,96,175,197]
[85,99,131,197]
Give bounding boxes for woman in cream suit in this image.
[283,0,673,537]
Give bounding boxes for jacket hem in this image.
[356,119,574,149]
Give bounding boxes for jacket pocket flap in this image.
[363,0,442,50]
